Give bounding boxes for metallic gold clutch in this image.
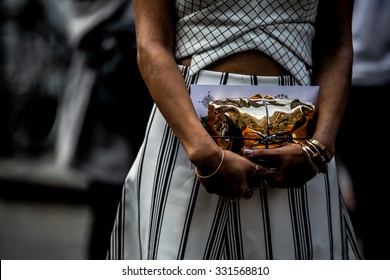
[204,94,316,153]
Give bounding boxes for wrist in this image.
[187,140,222,165]
[310,135,335,159]
[301,138,333,174]
[194,148,225,178]
[308,139,333,162]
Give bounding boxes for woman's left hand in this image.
[242,143,318,189]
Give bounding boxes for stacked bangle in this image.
[308,139,333,163]
[301,139,333,173]
[194,148,225,179]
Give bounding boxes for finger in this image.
[269,167,278,172]
[240,182,253,199]
[243,148,273,159]
[242,188,253,199]
[250,164,278,177]
[251,164,260,176]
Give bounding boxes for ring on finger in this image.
[252,164,260,176]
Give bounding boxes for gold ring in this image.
[252,165,260,176]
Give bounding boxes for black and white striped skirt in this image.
[107,66,362,260]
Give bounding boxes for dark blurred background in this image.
[0,0,152,259]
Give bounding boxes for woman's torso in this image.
[175,0,319,85]
[177,50,289,77]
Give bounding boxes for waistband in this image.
[178,64,297,86]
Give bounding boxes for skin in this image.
[133,0,354,198]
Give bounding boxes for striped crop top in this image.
[175,0,319,85]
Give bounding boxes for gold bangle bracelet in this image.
[308,139,333,163]
[194,148,225,179]
[301,141,329,173]
[301,143,321,173]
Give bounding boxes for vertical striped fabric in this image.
[107,66,362,260]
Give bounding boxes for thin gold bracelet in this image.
[194,148,225,179]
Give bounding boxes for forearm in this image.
[311,0,354,155]
[133,0,221,167]
[312,45,353,155]
[137,45,221,166]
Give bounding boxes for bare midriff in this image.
[177,50,289,76]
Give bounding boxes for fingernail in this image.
[243,148,253,156]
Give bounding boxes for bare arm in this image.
[243,0,354,188]
[134,0,220,165]
[311,0,354,155]
[134,0,257,197]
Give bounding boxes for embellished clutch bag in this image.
[204,94,316,154]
